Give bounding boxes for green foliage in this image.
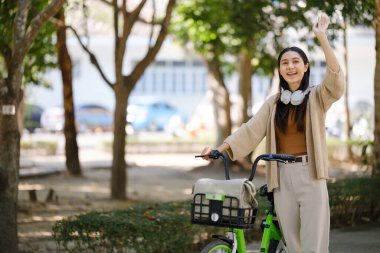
[326,138,375,174]
[171,0,277,74]
[21,140,58,155]
[329,0,374,26]
[53,176,380,251]
[328,176,380,227]
[52,201,225,253]
[0,0,57,85]
[171,0,230,63]
[171,0,354,78]
[358,140,374,171]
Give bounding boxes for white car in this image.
[40,107,64,132]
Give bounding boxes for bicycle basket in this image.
[191,178,258,229]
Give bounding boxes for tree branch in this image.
[22,0,65,60]
[8,0,31,98]
[97,0,112,7]
[12,0,30,52]
[147,0,156,47]
[113,0,119,38]
[67,25,114,89]
[129,0,148,21]
[137,16,162,25]
[112,0,120,60]
[116,0,147,71]
[129,0,176,84]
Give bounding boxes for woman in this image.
[201,13,345,253]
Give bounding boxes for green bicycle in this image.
[193,150,295,253]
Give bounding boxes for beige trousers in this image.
[274,160,330,253]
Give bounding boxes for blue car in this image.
[76,104,113,132]
[41,104,113,133]
[127,101,183,132]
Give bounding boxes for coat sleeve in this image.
[314,66,346,111]
[224,98,272,160]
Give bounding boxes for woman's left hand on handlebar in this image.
[200,147,213,161]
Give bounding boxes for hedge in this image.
[52,201,225,253]
[328,175,380,227]
[52,176,380,252]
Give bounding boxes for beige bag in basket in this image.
[192,178,258,219]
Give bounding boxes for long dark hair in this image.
[275,47,310,133]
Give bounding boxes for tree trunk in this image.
[0,1,64,251]
[70,0,176,199]
[236,48,253,127]
[55,10,82,176]
[0,9,24,248]
[0,79,20,253]
[206,59,232,145]
[343,20,354,160]
[373,0,380,176]
[111,81,130,199]
[17,96,24,135]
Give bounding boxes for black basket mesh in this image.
[191,193,257,229]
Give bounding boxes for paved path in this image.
[246,222,380,252]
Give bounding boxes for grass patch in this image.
[21,140,58,155]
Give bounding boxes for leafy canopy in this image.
[0,0,58,86]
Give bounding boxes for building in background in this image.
[26,27,375,137]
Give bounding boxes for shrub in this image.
[328,175,380,227]
[53,177,380,252]
[21,140,58,155]
[52,201,225,253]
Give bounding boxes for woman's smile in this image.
[279,51,309,91]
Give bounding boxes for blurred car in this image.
[40,104,113,132]
[127,101,184,133]
[40,106,64,132]
[24,103,44,133]
[76,104,113,132]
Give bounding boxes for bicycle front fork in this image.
[220,228,247,253]
[260,212,282,253]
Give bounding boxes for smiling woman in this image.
[200,12,346,253]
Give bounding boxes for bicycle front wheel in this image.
[200,240,233,253]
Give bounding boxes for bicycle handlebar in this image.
[248,154,295,181]
[195,150,230,179]
[195,151,296,181]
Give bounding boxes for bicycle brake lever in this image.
[194,154,219,159]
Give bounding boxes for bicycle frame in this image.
[222,212,282,253]
[260,211,282,253]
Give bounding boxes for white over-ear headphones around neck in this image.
[280,87,311,106]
